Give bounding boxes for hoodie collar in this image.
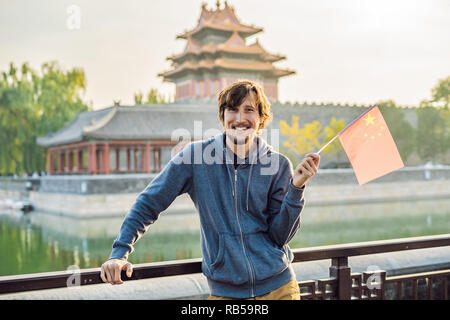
[216,132,271,166]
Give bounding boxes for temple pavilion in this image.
[36,103,221,175]
[159,1,295,102]
[37,1,296,175]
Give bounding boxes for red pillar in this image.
[88,145,92,174]
[140,147,144,172]
[115,148,120,172]
[133,148,138,172]
[127,148,131,172]
[73,148,78,174]
[48,150,54,175]
[81,149,86,173]
[144,143,150,173]
[96,146,101,174]
[76,149,82,173]
[93,144,98,175]
[58,150,65,174]
[104,143,110,174]
[98,148,104,174]
[154,148,161,172]
[67,150,73,174]
[57,150,60,174]
[88,143,97,175]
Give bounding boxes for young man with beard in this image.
[101,80,320,300]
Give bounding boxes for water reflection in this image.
[0,209,202,276]
[1,197,449,276]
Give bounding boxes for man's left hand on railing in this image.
[100,259,133,285]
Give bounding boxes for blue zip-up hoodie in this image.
[109,133,305,298]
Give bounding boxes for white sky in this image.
[1,0,449,110]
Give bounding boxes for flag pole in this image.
[316,134,339,154]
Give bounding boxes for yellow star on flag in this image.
[363,114,376,126]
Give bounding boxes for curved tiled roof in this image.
[177,4,263,40]
[37,104,222,147]
[168,35,285,63]
[160,57,295,79]
[36,107,115,147]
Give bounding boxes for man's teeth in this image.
[233,126,249,130]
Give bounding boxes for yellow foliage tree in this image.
[322,117,345,155]
[280,116,345,156]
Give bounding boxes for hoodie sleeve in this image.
[267,156,305,247]
[109,143,194,260]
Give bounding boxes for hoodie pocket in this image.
[246,232,289,281]
[208,233,251,285]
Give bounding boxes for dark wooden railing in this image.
[1,234,449,299]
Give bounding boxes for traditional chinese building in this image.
[159,1,295,101]
[36,103,221,175]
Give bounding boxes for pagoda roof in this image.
[177,2,263,40]
[248,40,286,62]
[168,33,285,63]
[36,104,222,147]
[159,56,295,80]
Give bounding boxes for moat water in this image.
[1,197,449,276]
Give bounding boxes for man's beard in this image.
[231,134,249,145]
[225,131,251,145]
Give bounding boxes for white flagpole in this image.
[316,134,339,154]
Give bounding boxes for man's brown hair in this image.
[217,80,273,132]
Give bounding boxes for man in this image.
[101,80,320,300]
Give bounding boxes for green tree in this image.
[0,61,89,175]
[415,76,450,164]
[416,100,447,163]
[376,100,416,164]
[134,91,144,104]
[134,88,168,104]
[431,76,450,108]
[431,77,450,161]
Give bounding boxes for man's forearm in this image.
[268,183,305,247]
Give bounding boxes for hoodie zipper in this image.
[234,168,255,297]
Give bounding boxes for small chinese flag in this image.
[338,105,404,185]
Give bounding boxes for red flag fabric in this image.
[338,105,404,185]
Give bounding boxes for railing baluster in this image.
[298,280,316,300]
[444,276,448,300]
[351,273,362,300]
[329,257,351,300]
[412,279,418,300]
[378,271,386,300]
[397,281,403,300]
[427,277,433,300]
